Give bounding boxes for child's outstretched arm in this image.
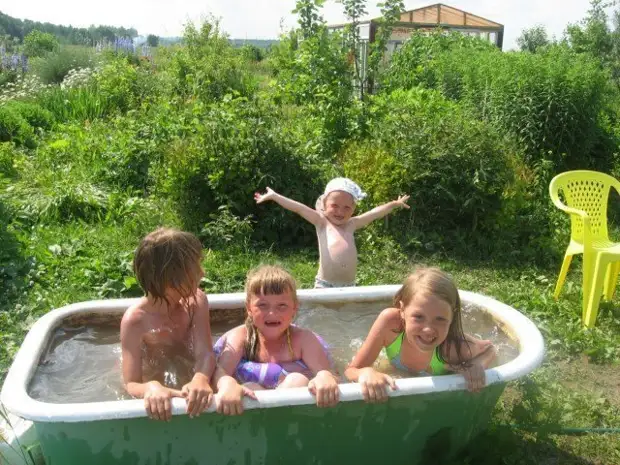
[255,187,324,226]
[120,311,184,421]
[351,195,410,230]
[212,328,257,415]
[344,309,397,403]
[300,331,340,408]
[182,290,216,418]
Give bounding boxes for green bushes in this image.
[270,30,356,156]
[0,102,54,146]
[31,47,94,84]
[157,96,329,246]
[94,58,140,113]
[385,35,615,172]
[23,30,59,57]
[0,142,17,177]
[170,22,256,104]
[4,101,55,130]
[0,106,34,147]
[344,88,516,254]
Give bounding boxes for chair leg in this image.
[554,253,573,300]
[604,261,620,301]
[584,255,608,329]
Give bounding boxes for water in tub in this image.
[27,301,519,403]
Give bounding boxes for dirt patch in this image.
[557,355,620,408]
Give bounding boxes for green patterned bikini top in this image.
[385,332,447,375]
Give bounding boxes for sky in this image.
[0,0,597,50]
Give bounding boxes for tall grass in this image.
[0,405,36,465]
[30,47,96,84]
[38,86,108,122]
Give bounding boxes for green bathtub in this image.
[1,286,544,465]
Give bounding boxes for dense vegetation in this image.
[1,0,620,463]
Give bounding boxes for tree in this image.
[146,34,159,47]
[517,25,549,52]
[23,30,59,57]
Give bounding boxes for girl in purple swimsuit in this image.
[212,265,340,415]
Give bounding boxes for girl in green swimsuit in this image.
[344,267,496,403]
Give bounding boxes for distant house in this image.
[327,3,503,92]
[328,3,503,49]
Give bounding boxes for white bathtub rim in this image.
[1,285,545,423]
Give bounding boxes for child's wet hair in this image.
[244,265,298,360]
[133,228,203,305]
[394,267,469,365]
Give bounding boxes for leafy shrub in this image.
[344,88,516,255]
[385,35,615,171]
[170,21,256,103]
[156,96,329,246]
[94,57,140,113]
[0,106,34,147]
[270,29,356,154]
[382,30,496,93]
[0,142,17,177]
[23,30,59,57]
[4,101,55,130]
[31,47,94,84]
[200,205,255,250]
[239,44,264,62]
[97,115,167,192]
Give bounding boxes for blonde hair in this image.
[133,228,203,306]
[244,265,298,361]
[394,267,469,364]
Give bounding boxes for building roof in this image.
[392,3,502,28]
[328,3,502,29]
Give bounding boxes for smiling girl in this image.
[213,265,340,415]
[344,267,497,403]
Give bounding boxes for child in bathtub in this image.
[120,228,217,421]
[344,267,497,403]
[213,265,340,415]
[254,178,410,288]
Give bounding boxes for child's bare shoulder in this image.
[292,326,318,342]
[191,289,210,313]
[120,299,150,337]
[377,307,402,329]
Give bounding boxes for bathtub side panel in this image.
[36,384,504,465]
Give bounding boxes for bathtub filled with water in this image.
[1,285,544,465]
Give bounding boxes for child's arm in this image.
[182,290,216,417]
[444,336,496,393]
[351,195,410,230]
[255,187,324,226]
[344,309,398,403]
[300,331,340,408]
[212,328,256,415]
[120,311,184,421]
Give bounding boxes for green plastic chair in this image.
[549,170,620,328]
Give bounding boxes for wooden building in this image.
[328,3,504,53]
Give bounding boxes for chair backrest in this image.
[549,170,618,243]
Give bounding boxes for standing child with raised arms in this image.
[120,228,216,421]
[255,177,410,288]
[345,267,497,403]
[213,265,339,415]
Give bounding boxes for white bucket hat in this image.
[316,177,367,211]
[323,177,367,202]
